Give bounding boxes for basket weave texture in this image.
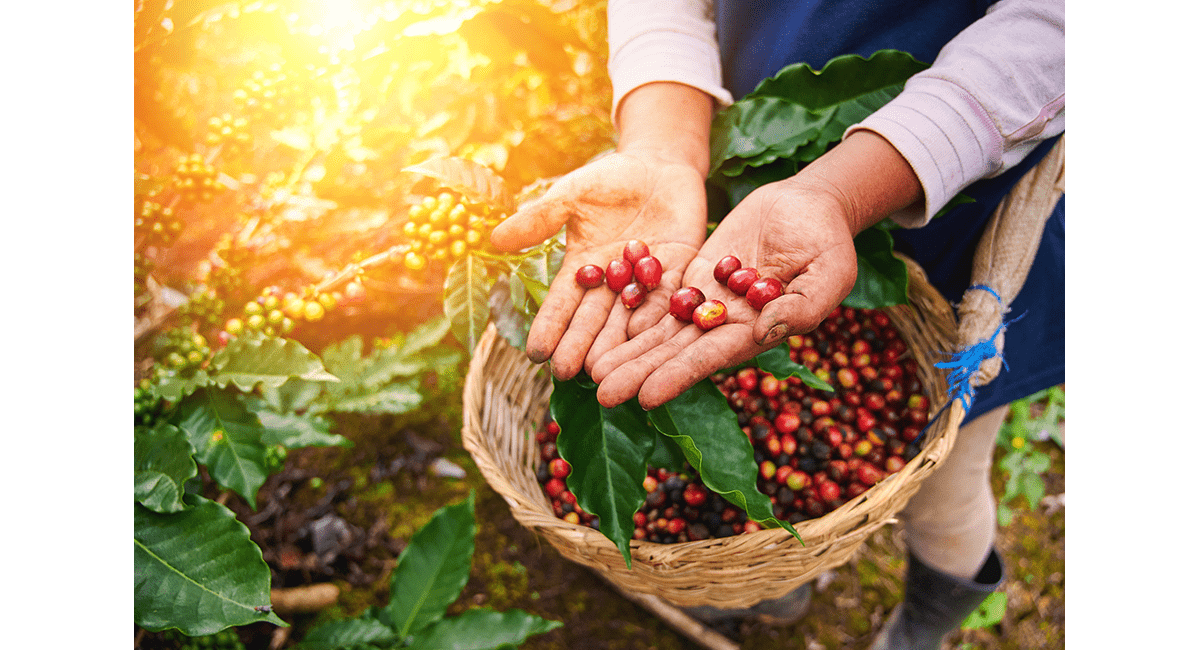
[462,256,965,608]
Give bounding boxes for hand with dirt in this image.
[590,130,924,409]
[489,83,714,381]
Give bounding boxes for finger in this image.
[635,323,763,410]
[550,286,620,380]
[595,323,704,408]
[583,302,633,376]
[753,245,858,346]
[590,314,686,383]
[525,265,589,363]
[489,192,573,252]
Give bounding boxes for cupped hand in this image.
[590,177,860,409]
[489,149,709,380]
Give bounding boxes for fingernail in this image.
[761,323,789,347]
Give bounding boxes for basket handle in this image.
[954,136,1066,390]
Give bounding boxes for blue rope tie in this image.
[911,285,1024,445]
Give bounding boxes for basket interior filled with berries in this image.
[462,254,967,609]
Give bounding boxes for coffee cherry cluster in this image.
[221,286,323,341]
[172,153,222,204]
[178,287,226,328]
[135,199,184,248]
[667,255,785,331]
[234,64,306,127]
[534,304,932,539]
[575,240,663,309]
[205,112,252,155]
[155,327,213,375]
[134,380,166,427]
[399,191,507,272]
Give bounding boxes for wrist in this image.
[615,82,714,177]
[794,130,924,235]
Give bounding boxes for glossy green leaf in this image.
[239,395,349,449]
[152,369,213,403]
[551,377,657,568]
[444,253,494,351]
[391,314,454,358]
[408,607,563,650]
[211,336,338,392]
[842,226,909,309]
[257,377,324,414]
[402,156,514,212]
[295,614,396,650]
[962,592,1008,629]
[513,230,564,307]
[175,388,269,506]
[746,50,929,107]
[490,276,531,350]
[134,422,198,514]
[648,380,800,541]
[647,431,688,474]
[324,378,425,414]
[135,494,286,635]
[754,344,834,392]
[384,493,477,637]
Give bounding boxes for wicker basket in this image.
[461,134,1065,609]
[461,256,965,609]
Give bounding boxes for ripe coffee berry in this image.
[575,264,605,289]
[633,256,663,290]
[606,258,633,291]
[726,268,760,295]
[713,255,742,283]
[693,299,727,330]
[623,239,651,264]
[746,277,784,310]
[620,282,648,309]
[669,286,705,322]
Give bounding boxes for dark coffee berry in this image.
[623,239,651,264]
[726,268,759,295]
[633,256,663,289]
[606,258,633,291]
[746,277,784,310]
[575,264,605,289]
[713,255,742,283]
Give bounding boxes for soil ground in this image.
[137,398,1064,650]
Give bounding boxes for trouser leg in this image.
[898,404,1009,580]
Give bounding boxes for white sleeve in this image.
[846,0,1065,227]
[607,0,734,127]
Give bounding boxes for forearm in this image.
[615,82,714,177]
[787,130,924,236]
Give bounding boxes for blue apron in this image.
[714,0,1065,423]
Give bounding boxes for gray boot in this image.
[869,548,1003,650]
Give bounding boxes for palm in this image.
[490,151,708,379]
[591,181,859,409]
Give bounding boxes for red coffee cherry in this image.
[746,277,784,310]
[623,239,651,264]
[669,286,705,322]
[575,264,605,289]
[633,256,663,290]
[621,282,648,309]
[692,299,728,330]
[713,255,742,284]
[726,268,760,296]
[606,258,633,291]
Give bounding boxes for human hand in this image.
[590,177,860,409]
[489,149,708,380]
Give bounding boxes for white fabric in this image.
[606,0,1066,226]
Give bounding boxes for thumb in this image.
[751,257,856,346]
[490,194,572,252]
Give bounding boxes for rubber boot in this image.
[868,548,1003,650]
[683,582,812,626]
